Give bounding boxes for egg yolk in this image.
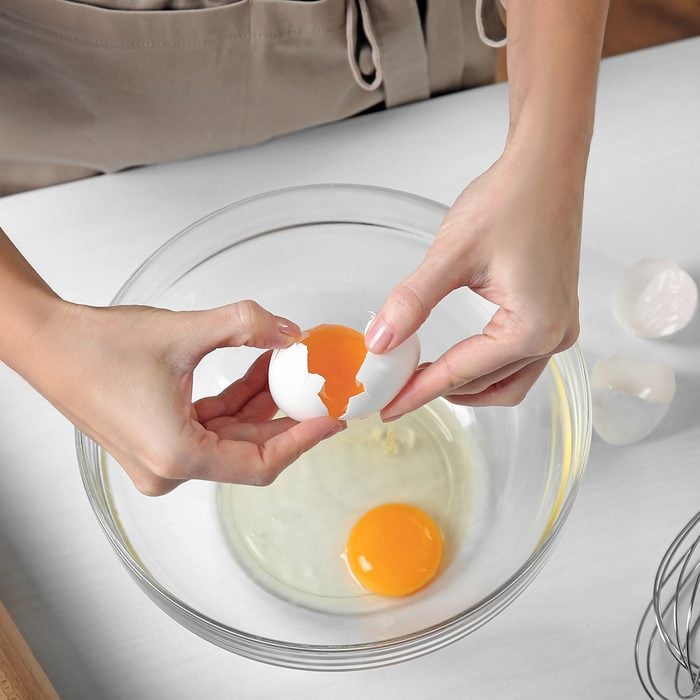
[302,324,367,419]
[346,503,443,597]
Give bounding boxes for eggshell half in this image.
[343,333,421,419]
[268,343,328,420]
[591,355,676,446]
[613,258,698,338]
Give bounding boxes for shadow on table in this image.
[0,534,107,700]
[647,371,700,444]
[667,266,700,350]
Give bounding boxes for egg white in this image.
[217,400,474,614]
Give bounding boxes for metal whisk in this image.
[636,510,700,699]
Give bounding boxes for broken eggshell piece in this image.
[268,342,328,421]
[344,334,420,419]
[613,258,698,338]
[591,355,676,446]
[268,331,420,422]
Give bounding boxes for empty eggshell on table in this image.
[590,355,676,446]
[613,258,698,338]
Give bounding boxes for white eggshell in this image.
[591,355,676,446]
[268,329,421,422]
[613,258,698,338]
[268,343,328,421]
[343,333,420,419]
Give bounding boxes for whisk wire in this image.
[636,511,700,699]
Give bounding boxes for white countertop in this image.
[1,37,699,700]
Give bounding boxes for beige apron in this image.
[0,0,505,194]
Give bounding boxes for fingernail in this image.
[275,316,301,338]
[365,319,393,353]
[382,412,404,423]
[323,422,347,439]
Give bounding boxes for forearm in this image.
[0,229,65,372]
[503,0,609,176]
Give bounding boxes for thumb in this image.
[365,250,460,354]
[186,300,301,356]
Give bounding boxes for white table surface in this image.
[1,37,699,700]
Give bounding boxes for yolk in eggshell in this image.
[302,324,367,419]
[346,503,443,597]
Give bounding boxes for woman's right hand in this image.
[9,294,344,496]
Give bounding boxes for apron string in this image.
[346,0,383,92]
[425,0,465,96]
[345,0,430,109]
[475,0,507,47]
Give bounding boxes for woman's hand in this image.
[366,148,583,418]
[366,0,608,419]
[18,299,344,495]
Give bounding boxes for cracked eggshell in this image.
[268,343,328,421]
[343,333,421,420]
[613,258,698,338]
[591,355,676,446]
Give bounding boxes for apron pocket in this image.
[0,0,386,172]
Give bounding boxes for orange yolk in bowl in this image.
[346,503,443,597]
[302,324,367,418]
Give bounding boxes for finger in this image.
[186,300,302,361]
[198,387,279,427]
[233,390,279,423]
[447,321,576,399]
[254,418,347,483]
[446,355,542,396]
[366,240,476,354]
[205,416,299,443]
[381,308,529,419]
[446,358,550,408]
[194,351,272,423]
[193,417,345,486]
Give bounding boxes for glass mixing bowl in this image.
[76,184,591,670]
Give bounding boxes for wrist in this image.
[508,97,592,157]
[0,230,67,371]
[502,110,592,195]
[0,288,66,366]
[0,289,72,383]
[1,299,98,425]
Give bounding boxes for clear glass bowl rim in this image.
[76,183,592,671]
